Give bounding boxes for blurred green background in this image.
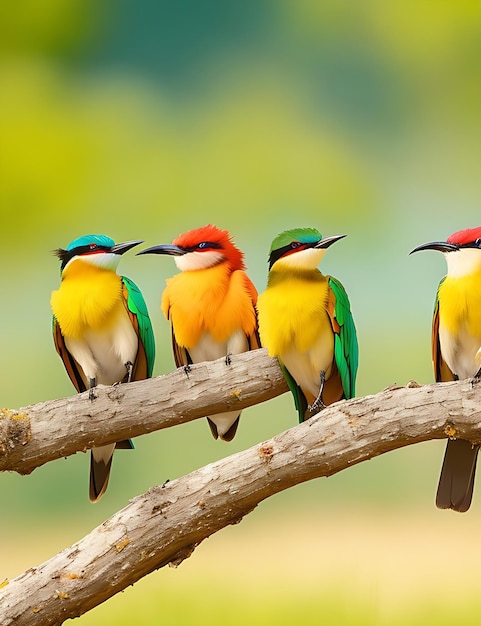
[2,1,481,624]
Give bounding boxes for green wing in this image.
[432,277,455,382]
[122,276,156,377]
[328,277,358,399]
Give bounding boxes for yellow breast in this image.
[50,259,124,339]
[257,270,331,357]
[161,264,257,348]
[438,272,481,339]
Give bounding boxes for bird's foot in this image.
[308,398,326,414]
[471,369,481,387]
[308,370,327,414]
[183,364,192,378]
[125,361,133,383]
[88,378,97,401]
[225,353,232,366]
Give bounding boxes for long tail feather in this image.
[436,439,479,512]
[206,413,241,442]
[89,444,116,503]
[219,417,240,442]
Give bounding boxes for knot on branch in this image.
[0,408,31,457]
[258,442,274,461]
[444,424,457,439]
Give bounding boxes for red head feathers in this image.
[447,227,481,246]
[173,224,246,271]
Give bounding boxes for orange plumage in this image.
[162,263,258,348]
[139,225,260,441]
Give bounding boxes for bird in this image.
[137,224,259,441]
[411,226,481,512]
[50,234,155,502]
[257,227,358,422]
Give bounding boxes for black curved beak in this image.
[410,241,459,255]
[137,244,186,257]
[110,240,144,255]
[314,234,347,250]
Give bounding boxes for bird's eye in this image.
[476,238,481,248]
[89,243,98,250]
[291,241,302,249]
[198,242,209,249]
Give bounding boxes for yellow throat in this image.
[51,259,124,339]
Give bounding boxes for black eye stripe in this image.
[54,244,111,270]
[458,239,481,249]
[268,241,312,269]
[180,241,223,253]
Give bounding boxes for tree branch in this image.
[2,376,481,625]
[0,349,288,475]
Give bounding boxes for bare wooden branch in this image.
[2,377,481,625]
[0,349,288,475]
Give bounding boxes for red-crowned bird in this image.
[138,225,259,441]
[411,226,481,511]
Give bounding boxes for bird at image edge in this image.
[257,227,358,422]
[50,234,155,502]
[411,227,481,512]
[138,225,259,441]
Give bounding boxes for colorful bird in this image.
[411,227,481,512]
[50,234,155,502]
[257,227,358,421]
[138,224,259,441]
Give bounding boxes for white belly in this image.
[188,329,249,438]
[281,331,334,398]
[439,322,481,379]
[188,329,249,362]
[66,311,138,385]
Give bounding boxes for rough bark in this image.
[0,349,288,475]
[1,376,481,625]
